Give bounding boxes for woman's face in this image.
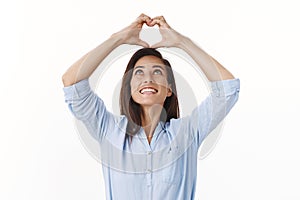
[130,55,172,107]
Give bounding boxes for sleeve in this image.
[187,78,240,147]
[63,79,116,142]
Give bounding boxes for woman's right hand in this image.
[148,16,184,49]
[111,13,151,47]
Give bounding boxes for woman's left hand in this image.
[148,16,185,48]
[111,13,152,47]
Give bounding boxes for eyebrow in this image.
[134,65,165,70]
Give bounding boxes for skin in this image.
[62,13,235,143]
[130,56,172,142]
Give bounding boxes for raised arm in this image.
[62,14,152,87]
[149,16,235,81]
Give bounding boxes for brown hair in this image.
[120,48,179,138]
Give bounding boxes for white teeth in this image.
[140,88,157,94]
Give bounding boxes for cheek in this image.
[130,78,139,93]
[155,77,169,87]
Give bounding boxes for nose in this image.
[143,73,153,83]
[143,79,153,83]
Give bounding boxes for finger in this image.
[152,15,166,21]
[150,42,161,48]
[136,13,152,26]
[136,39,150,48]
[151,41,167,49]
[149,17,170,28]
[138,13,151,19]
[148,19,164,27]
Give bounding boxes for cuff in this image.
[210,78,240,97]
[63,79,91,101]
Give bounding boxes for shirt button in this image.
[147,151,152,155]
[147,169,152,173]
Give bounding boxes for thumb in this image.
[137,39,150,48]
[151,41,166,49]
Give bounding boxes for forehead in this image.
[134,55,165,67]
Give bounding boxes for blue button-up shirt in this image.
[63,78,240,200]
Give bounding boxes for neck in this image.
[141,104,163,138]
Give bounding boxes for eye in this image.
[134,69,144,75]
[153,69,163,75]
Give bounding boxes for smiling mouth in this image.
[139,87,158,94]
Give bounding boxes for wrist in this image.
[177,35,192,50]
[110,32,125,47]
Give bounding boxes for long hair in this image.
[120,48,179,138]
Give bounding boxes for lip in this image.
[139,86,158,94]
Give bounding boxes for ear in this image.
[166,85,172,97]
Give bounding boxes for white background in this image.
[1,0,300,199]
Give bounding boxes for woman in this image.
[62,14,240,200]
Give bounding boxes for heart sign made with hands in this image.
[113,13,182,48]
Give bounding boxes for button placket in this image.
[146,150,152,186]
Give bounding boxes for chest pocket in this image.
[157,157,184,185]
[162,166,183,185]
[152,158,184,200]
